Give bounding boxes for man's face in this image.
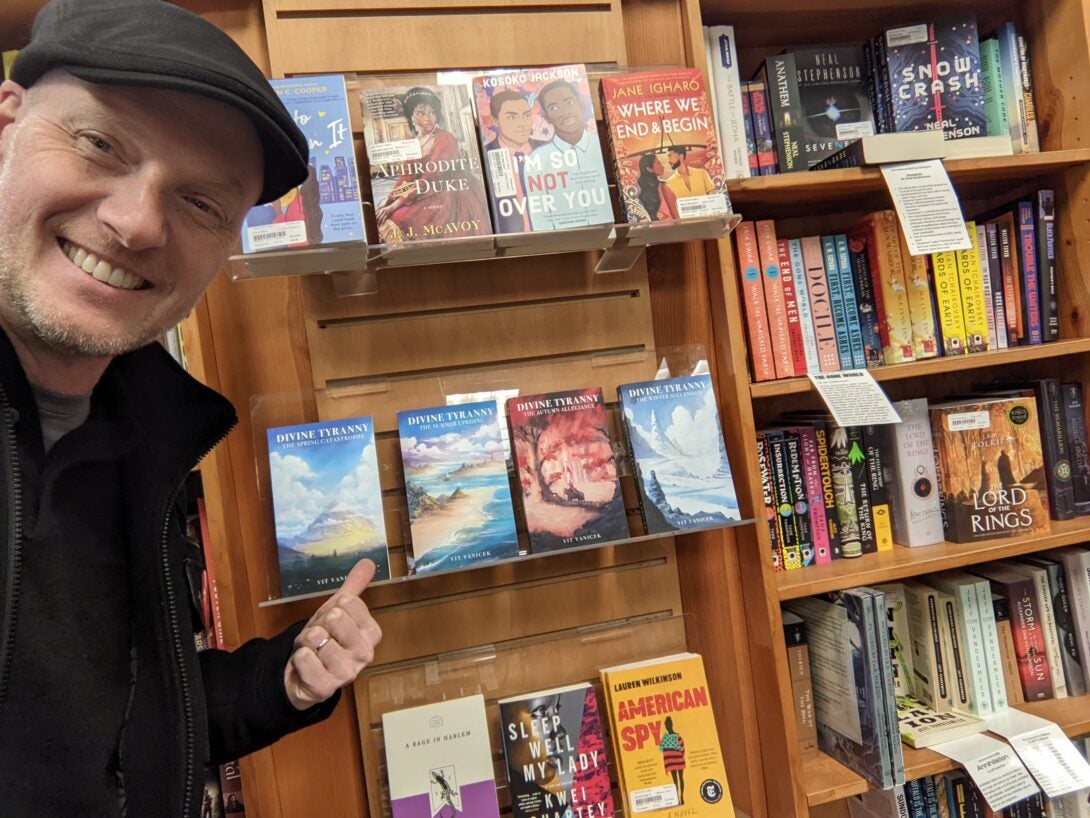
[0,72,263,359]
[496,97,532,146]
[668,149,682,169]
[541,85,584,140]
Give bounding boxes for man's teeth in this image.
[61,241,145,291]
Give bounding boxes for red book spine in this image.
[799,236,840,372]
[756,220,794,378]
[777,239,808,376]
[1006,578,1054,701]
[734,222,776,382]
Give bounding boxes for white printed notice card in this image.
[809,370,902,427]
[880,159,971,256]
[932,733,1040,812]
[987,710,1090,798]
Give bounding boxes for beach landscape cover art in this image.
[619,374,741,533]
[398,400,520,573]
[267,416,391,597]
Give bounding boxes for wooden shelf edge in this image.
[777,518,1090,600]
[750,338,1090,399]
[805,696,1090,806]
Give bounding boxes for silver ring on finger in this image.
[314,636,331,651]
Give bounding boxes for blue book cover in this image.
[267,416,391,597]
[821,236,852,370]
[885,19,985,140]
[397,401,520,573]
[835,234,867,369]
[1016,201,1043,344]
[789,238,820,374]
[618,374,741,534]
[241,74,365,253]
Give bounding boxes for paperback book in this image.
[241,74,365,253]
[507,388,629,552]
[499,683,614,818]
[360,81,491,244]
[618,374,741,534]
[397,400,520,573]
[383,694,502,818]
[473,64,614,233]
[599,67,731,222]
[267,416,391,596]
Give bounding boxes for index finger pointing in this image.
[337,558,378,599]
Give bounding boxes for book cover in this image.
[930,396,1051,542]
[930,250,968,355]
[507,388,629,552]
[884,19,986,140]
[600,67,731,222]
[267,417,392,597]
[705,26,752,180]
[895,696,985,749]
[241,74,364,254]
[397,401,520,573]
[383,694,502,818]
[361,82,491,244]
[757,54,805,172]
[791,44,876,167]
[734,222,776,382]
[1003,559,1067,699]
[474,64,613,233]
[499,683,613,818]
[600,653,735,816]
[1019,555,1087,697]
[619,375,741,534]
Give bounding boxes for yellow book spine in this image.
[874,212,915,365]
[897,228,939,359]
[931,250,968,355]
[955,221,990,353]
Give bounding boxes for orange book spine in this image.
[734,222,776,381]
[756,219,794,378]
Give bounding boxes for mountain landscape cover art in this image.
[619,374,741,533]
[398,400,520,573]
[267,416,391,597]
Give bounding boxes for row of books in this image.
[704,18,1040,177]
[240,63,734,256]
[381,653,733,818]
[737,192,1060,383]
[759,379,1090,569]
[267,374,741,597]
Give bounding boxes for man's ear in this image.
[0,80,27,133]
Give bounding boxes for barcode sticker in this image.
[886,24,928,47]
[486,148,517,198]
[368,138,423,164]
[676,193,731,219]
[630,785,679,814]
[947,411,991,432]
[836,122,875,140]
[246,220,308,251]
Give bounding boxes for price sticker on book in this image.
[808,371,902,427]
[932,734,1041,812]
[987,710,1090,797]
[880,159,972,256]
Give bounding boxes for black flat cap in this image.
[11,0,308,204]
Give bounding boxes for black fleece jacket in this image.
[0,330,338,817]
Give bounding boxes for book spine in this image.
[857,222,893,360]
[889,399,944,548]
[938,591,972,712]
[875,34,893,134]
[905,584,950,711]
[768,431,803,569]
[749,82,779,175]
[980,38,1009,138]
[848,425,876,554]
[862,425,893,551]
[797,425,833,564]
[954,221,990,353]
[869,213,916,364]
[787,640,818,756]
[974,581,1009,713]
[756,431,783,571]
[1045,560,1086,696]
[1059,550,1090,690]
[1027,564,1068,698]
[810,421,843,558]
[734,222,776,382]
[862,38,886,135]
[789,238,821,374]
[1016,33,1041,152]
[1017,201,1043,345]
[778,239,809,376]
[836,234,868,369]
[757,220,795,378]
[926,257,945,356]
[847,232,885,367]
[930,250,968,355]
[921,776,941,818]
[1036,190,1058,342]
[810,140,862,172]
[706,26,751,180]
[996,216,1023,342]
[783,429,815,567]
[847,590,894,788]
[1042,378,1076,519]
[1005,577,1055,700]
[994,602,1026,705]
[1061,382,1090,514]
[828,421,862,558]
[821,235,852,370]
[763,54,804,173]
[997,23,1029,153]
[801,236,841,371]
[955,584,993,716]
[974,224,998,351]
[870,589,905,785]
[899,228,940,359]
[741,82,759,175]
[985,222,1009,348]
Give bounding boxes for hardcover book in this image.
[473,64,613,233]
[600,653,735,816]
[506,388,629,552]
[267,416,391,597]
[600,67,731,222]
[397,400,520,573]
[929,396,1051,542]
[618,374,741,534]
[790,44,876,167]
[884,19,986,140]
[498,683,614,818]
[360,82,491,244]
[241,74,365,253]
[383,694,502,818]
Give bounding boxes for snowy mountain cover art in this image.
[267,416,391,597]
[397,400,520,574]
[619,374,741,534]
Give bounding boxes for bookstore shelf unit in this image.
[701,0,1090,815]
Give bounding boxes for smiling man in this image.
[0,1,382,817]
